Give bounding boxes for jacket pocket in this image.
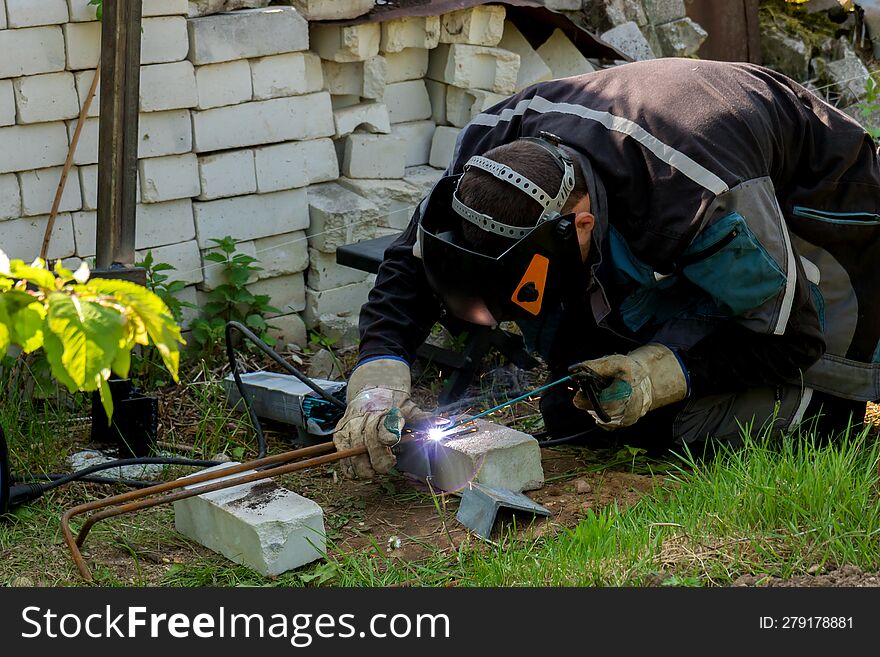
[680,212,787,317]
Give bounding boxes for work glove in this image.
[569,343,689,429]
[333,357,429,479]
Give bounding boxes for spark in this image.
[427,427,448,442]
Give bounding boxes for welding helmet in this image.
[417,132,583,327]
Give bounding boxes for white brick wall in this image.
[73,70,99,117]
[136,199,196,249]
[251,52,323,100]
[0,27,66,79]
[0,174,22,221]
[63,21,100,70]
[254,139,338,193]
[0,214,75,260]
[0,122,69,174]
[195,60,252,110]
[6,0,69,28]
[253,231,309,279]
[139,153,200,203]
[192,189,309,247]
[139,61,198,112]
[0,81,14,127]
[137,239,203,285]
[187,7,308,65]
[19,166,82,216]
[197,149,256,200]
[138,110,193,158]
[14,72,80,124]
[141,16,190,65]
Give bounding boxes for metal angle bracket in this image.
[455,482,550,539]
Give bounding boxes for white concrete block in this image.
[176,284,200,328]
[428,43,520,94]
[72,210,96,255]
[143,0,190,17]
[544,0,582,8]
[254,138,338,193]
[192,93,335,152]
[322,60,364,96]
[404,164,444,196]
[425,79,447,125]
[197,149,256,200]
[66,0,98,22]
[267,312,307,348]
[67,118,98,165]
[0,0,6,28]
[333,102,390,139]
[384,48,430,83]
[429,126,461,169]
[362,56,386,100]
[396,418,544,493]
[136,239,203,285]
[253,231,308,279]
[195,59,252,110]
[193,189,309,247]
[288,0,373,21]
[77,166,97,211]
[251,52,323,100]
[136,199,196,249]
[140,61,198,112]
[0,122,69,174]
[18,166,82,216]
[390,120,436,167]
[303,280,373,327]
[499,23,553,91]
[310,22,380,63]
[13,72,79,124]
[341,133,407,179]
[600,22,655,62]
[74,70,100,118]
[139,153,200,203]
[63,21,101,70]
[306,182,379,253]
[187,0,271,17]
[440,5,505,46]
[380,15,440,53]
[0,214,75,260]
[138,109,193,158]
[314,312,360,347]
[383,79,432,124]
[249,272,306,316]
[200,238,257,291]
[173,463,325,576]
[330,94,361,110]
[6,0,68,27]
[0,81,15,127]
[338,176,423,230]
[141,16,190,64]
[0,26,66,79]
[446,86,506,127]
[187,7,308,65]
[0,174,22,221]
[306,247,368,290]
[536,29,596,79]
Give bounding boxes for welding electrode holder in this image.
[568,365,614,424]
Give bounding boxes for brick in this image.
[0,123,69,174]
[306,247,368,291]
[72,210,96,255]
[380,15,440,53]
[139,153,200,203]
[13,72,79,124]
[536,28,596,79]
[6,0,68,27]
[254,138,338,193]
[140,61,198,112]
[363,56,386,99]
[314,312,359,346]
[63,21,101,70]
[138,109,193,158]
[333,102,391,139]
[0,27,65,80]
[330,94,361,110]
[192,93,334,152]
[253,231,308,279]
[643,0,687,24]
[136,239,203,285]
[187,0,270,17]
[310,22,380,63]
[18,166,82,216]
[288,0,374,21]
[383,80,432,124]
[173,463,325,576]
[66,118,98,165]
[0,0,5,29]
[440,5,505,46]
[141,16,190,64]
[396,419,544,493]
[187,7,308,65]
[136,199,196,249]
[249,273,306,316]
[425,79,447,125]
[390,120,436,167]
[78,164,141,212]
[251,52,323,100]
[655,17,707,57]
[446,87,506,127]
[200,239,257,291]
[385,48,430,83]
[143,0,190,16]
[0,81,15,127]
[74,70,100,118]
[600,22,655,61]
[322,60,364,96]
[193,189,309,247]
[303,280,373,327]
[427,44,520,94]
[195,60,252,110]
[404,164,444,196]
[267,312,307,348]
[499,23,553,91]
[197,149,256,200]
[338,177,423,230]
[429,126,461,169]
[66,0,98,22]
[306,182,380,253]
[0,214,75,260]
[341,133,407,179]
[0,174,21,221]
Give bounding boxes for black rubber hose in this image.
[533,427,602,447]
[14,473,155,489]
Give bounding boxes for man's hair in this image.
[456,140,587,255]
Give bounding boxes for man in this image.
[333,58,880,479]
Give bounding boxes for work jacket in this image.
[358,59,880,402]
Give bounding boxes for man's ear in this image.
[574,211,595,233]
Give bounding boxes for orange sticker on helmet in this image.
[511,254,549,316]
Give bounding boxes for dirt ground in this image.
[733,565,880,587]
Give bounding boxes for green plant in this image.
[856,77,880,139]
[0,252,183,418]
[190,236,279,358]
[88,0,102,20]
[138,251,193,325]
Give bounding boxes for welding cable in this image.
[14,473,155,489]
[532,427,603,447]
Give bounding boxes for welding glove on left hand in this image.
[333,358,430,479]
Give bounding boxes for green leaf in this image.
[97,375,113,423]
[203,252,228,264]
[9,260,57,290]
[11,301,46,353]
